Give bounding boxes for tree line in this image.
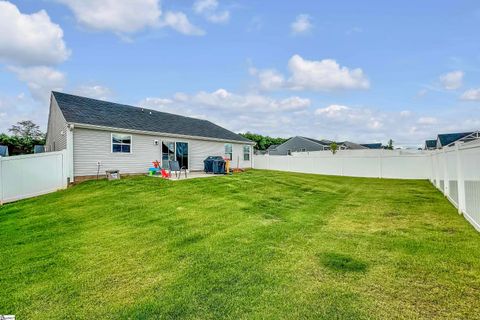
[0,120,45,155]
[239,132,289,150]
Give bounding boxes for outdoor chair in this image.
[168,160,187,179]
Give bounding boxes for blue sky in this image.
[1,0,480,146]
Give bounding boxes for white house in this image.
[46,92,255,182]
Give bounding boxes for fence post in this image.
[379,149,383,179]
[435,151,441,189]
[66,125,74,183]
[455,143,466,215]
[0,158,3,205]
[442,148,449,196]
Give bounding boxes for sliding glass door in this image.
[175,142,189,169]
[162,141,189,169]
[162,141,175,169]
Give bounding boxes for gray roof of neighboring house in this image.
[0,145,8,157]
[266,144,279,151]
[360,143,383,149]
[299,137,368,149]
[437,132,474,147]
[302,137,330,145]
[52,91,252,144]
[339,141,369,150]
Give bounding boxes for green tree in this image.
[385,139,394,150]
[2,120,45,155]
[239,132,288,151]
[9,120,44,140]
[330,142,338,155]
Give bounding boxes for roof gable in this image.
[438,132,473,147]
[52,92,251,144]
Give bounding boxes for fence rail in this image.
[254,143,480,231]
[0,150,68,204]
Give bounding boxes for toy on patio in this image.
[148,160,161,176]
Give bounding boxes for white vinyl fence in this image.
[254,149,431,179]
[430,140,480,231]
[254,144,480,231]
[0,150,68,204]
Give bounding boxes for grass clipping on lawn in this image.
[1,170,479,319]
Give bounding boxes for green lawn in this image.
[1,170,479,319]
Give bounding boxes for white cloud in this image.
[439,70,464,90]
[288,55,370,91]
[193,0,217,13]
[161,11,205,36]
[140,89,310,114]
[460,88,480,101]
[8,66,66,103]
[191,89,310,112]
[193,0,230,24]
[0,93,49,133]
[74,85,112,100]
[57,0,161,34]
[291,14,312,35]
[417,117,438,125]
[251,55,370,92]
[0,1,70,66]
[249,68,285,90]
[346,27,363,35]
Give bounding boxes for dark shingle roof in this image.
[437,132,473,147]
[338,141,369,150]
[360,143,382,149]
[52,92,252,143]
[425,140,437,148]
[266,144,279,151]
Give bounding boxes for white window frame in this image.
[225,143,233,160]
[300,148,306,152]
[111,133,132,154]
[243,145,251,161]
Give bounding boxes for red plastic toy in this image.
[160,168,170,179]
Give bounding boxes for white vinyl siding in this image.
[45,95,68,152]
[73,128,252,177]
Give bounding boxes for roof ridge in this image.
[53,91,211,123]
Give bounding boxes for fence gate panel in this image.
[0,151,68,204]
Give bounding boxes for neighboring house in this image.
[267,136,370,155]
[0,145,8,157]
[46,92,255,181]
[360,143,383,149]
[34,145,45,154]
[424,139,437,150]
[265,144,279,154]
[436,131,480,148]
